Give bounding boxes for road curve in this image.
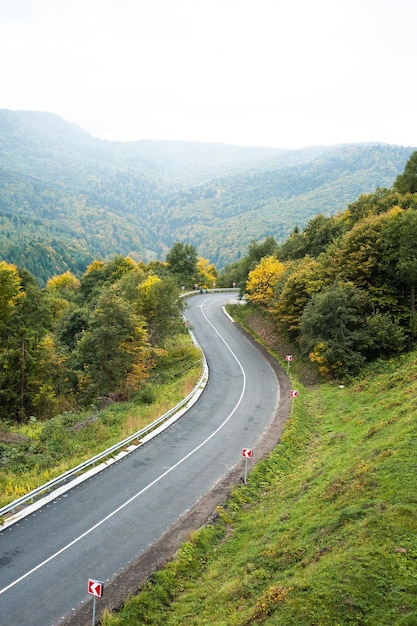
[0,293,284,626]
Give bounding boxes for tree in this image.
[394,151,417,194]
[46,270,80,295]
[320,210,399,310]
[300,282,368,378]
[197,257,217,288]
[278,215,347,261]
[301,214,347,257]
[45,271,80,322]
[0,270,56,421]
[136,274,185,345]
[56,307,89,352]
[0,261,21,338]
[78,256,137,302]
[346,188,408,225]
[75,286,152,403]
[379,208,417,341]
[246,256,285,307]
[239,237,278,284]
[272,257,321,340]
[166,242,198,288]
[277,226,306,261]
[362,312,405,359]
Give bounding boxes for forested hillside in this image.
[2,117,417,625]
[224,150,417,381]
[0,109,413,284]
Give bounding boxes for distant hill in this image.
[0,109,413,283]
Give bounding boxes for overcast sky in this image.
[1,0,416,149]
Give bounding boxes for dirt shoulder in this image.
[61,328,292,626]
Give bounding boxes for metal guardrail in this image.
[0,329,208,520]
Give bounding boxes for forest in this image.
[2,150,417,425]
[2,112,417,626]
[0,242,217,423]
[0,109,413,285]
[224,150,417,379]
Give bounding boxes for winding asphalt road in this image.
[0,292,281,626]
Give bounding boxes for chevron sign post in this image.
[285,354,293,373]
[290,389,298,413]
[242,448,253,483]
[87,578,104,625]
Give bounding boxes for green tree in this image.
[0,270,56,421]
[278,215,347,260]
[0,261,21,338]
[379,208,417,341]
[363,312,405,359]
[300,282,368,378]
[394,150,417,194]
[346,188,409,225]
[320,210,399,310]
[136,274,184,345]
[56,307,89,352]
[78,256,137,302]
[277,226,305,261]
[75,286,152,403]
[166,242,198,288]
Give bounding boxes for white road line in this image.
[0,299,246,597]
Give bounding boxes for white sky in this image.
[0,0,416,149]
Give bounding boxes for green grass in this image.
[101,351,417,626]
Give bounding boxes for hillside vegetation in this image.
[101,329,417,626]
[218,151,417,382]
[0,109,413,284]
[2,115,417,624]
[96,152,417,625]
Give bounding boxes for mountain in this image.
[0,109,414,283]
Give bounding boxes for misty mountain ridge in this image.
[0,109,414,283]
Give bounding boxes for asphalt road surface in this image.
[0,292,281,626]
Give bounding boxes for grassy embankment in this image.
[101,305,417,625]
[0,340,202,511]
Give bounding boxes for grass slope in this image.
[102,348,417,624]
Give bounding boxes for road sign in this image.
[286,354,293,361]
[289,390,298,398]
[87,578,104,598]
[242,448,253,483]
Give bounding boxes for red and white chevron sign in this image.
[242,448,253,459]
[87,578,104,598]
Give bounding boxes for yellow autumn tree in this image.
[46,270,80,292]
[197,257,218,288]
[45,271,81,320]
[0,261,21,333]
[246,255,284,307]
